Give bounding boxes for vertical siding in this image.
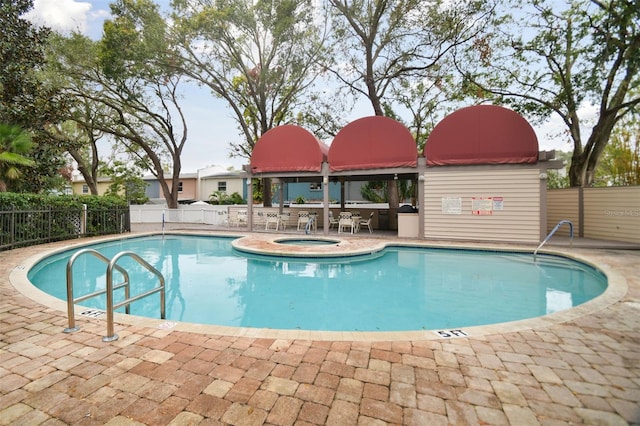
[424,167,541,243]
[546,189,580,236]
[583,186,640,243]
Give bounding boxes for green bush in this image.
[0,193,129,250]
[0,193,127,210]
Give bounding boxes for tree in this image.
[594,112,640,186]
[100,159,149,204]
[171,0,329,206]
[546,150,572,189]
[0,124,35,191]
[46,1,190,208]
[41,33,110,196]
[0,0,67,193]
[456,0,640,187]
[328,0,492,209]
[0,0,51,126]
[360,179,416,204]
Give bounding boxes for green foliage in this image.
[294,195,306,204]
[172,0,327,157]
[251,178,263,203]
[209,191,243,205]
[546,151,572,189]
[459,0,640,187]
[0,0,67,194]
[360,180,416,203]
[0,124,35,191]
[0,192,127,210]
[100,0,169,79]
[228,192,244,204]
[0,193,128,250]
[0,0,52,126]
[546,171,570,189]
[594,113,640,186]
[360,181,386,203]
[100,160,149,205]
[44,2,188,208]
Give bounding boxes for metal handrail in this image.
[534,220,573,258]
[65,249,130,333]
[104,251,165,342]
[304,214,316,235]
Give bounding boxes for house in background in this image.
[70,176,119,196]
[143,173,198,204]
[198,165,247,202]
[72,168,247,204]
[72,165,370,205]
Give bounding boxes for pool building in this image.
[247,104,563,244]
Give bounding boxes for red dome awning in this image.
[424,105,539,166]
[250,125,328,173]
[328,116,418,171]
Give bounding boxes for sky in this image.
[25,0,580,173]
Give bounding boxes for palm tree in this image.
[0,124,36,191]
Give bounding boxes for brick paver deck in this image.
[1,234,639,425]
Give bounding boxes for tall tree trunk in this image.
[570,114,618,187]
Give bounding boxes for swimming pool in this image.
[27,235,607,332]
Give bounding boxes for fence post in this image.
[81,204,88,236]
[11,208,15,247]
[578,187,584,238]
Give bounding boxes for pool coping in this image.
[8,231,628,342]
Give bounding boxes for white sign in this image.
[442,197,462,214]
[435,329,469,338]
[472,197,493,215]
[493,197,504,210]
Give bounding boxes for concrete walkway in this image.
[1,235,639,425]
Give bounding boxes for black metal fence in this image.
[0,206,130,252]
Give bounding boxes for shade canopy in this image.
[328,116,418,172]
[424,105,539,166]
[250,125,328,173]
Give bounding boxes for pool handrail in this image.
[104,251,165,342]
[534,220,573,259]
[304,213,316,235]
[65,249,130,333]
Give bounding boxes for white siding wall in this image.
[583,186,640,243]
[546,188,580,236]
[424,167,542,243]
[546,186,640,243]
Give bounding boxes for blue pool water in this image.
[28,235,607,331]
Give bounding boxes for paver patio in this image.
[1,234,638,425]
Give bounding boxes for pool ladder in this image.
[534,220,573,259]
[65,249,165,342]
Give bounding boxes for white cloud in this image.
[535,101,599,153]
[25,0,108,36]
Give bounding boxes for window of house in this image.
[178,181,183,192]
[309,182,321,191]
[82,185,89,194]
[218,181,227,192]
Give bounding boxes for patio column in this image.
[322,163,330,235]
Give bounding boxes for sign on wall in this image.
[493,196,504,210]
[442,197,462,214]
[472,197,493,215]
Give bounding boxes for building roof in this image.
[250,125,328,173]
[424,105,539,166]
[328,116,418,172]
